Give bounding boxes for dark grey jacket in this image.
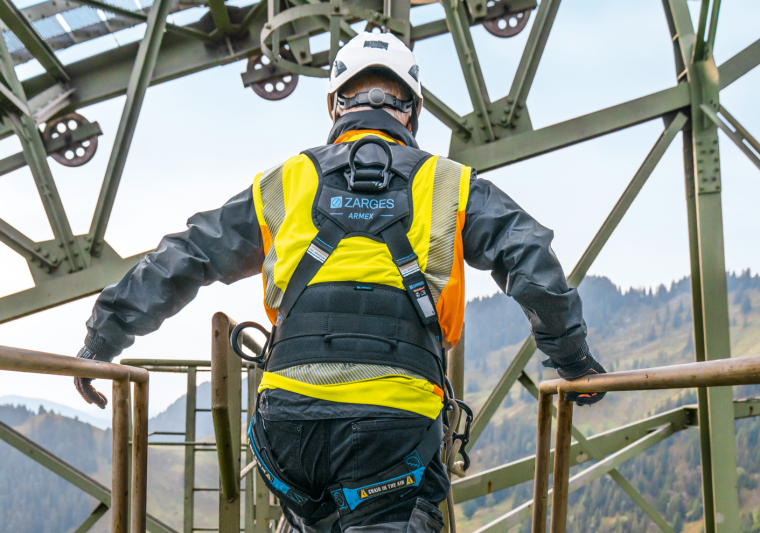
[84,111,588,365]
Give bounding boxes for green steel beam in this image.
[88,0,173,257]
[0,37,84,272]
[468,114,686,445]
[719,37,760,89]
[660,4,719,531]
[693,0,721,63]
[0,121,102,178]
[0,217,58,270]
[459,399,760,527]
[73,503,109,533]
[440,0,494,142]
[0,41,85,275]
[0,249,147,324]
[464,425,675,533]
[701,104,760,170]
[666,0,742,528]
[450,83,690,171]
[468,337,535,446]
[8,111,86,271]
[567,112,688,286]
[475,426,673,533]
[208,0,235,36]
[241,0,267,32]
[501,0,560,130]
[421,87,472,141]
[0,78,30,116]
[0,0,482,143]
[0,420,178,533]
[455,397,760,503]
[518,373,675,533]
[0,0,69,81]
[72,0,214,42]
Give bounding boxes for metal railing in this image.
[531,354,760,533]
[122,311,275,533]
[0,344,150,533]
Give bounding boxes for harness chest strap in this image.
[275,218,346,324]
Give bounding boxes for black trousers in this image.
[257,412,450,533]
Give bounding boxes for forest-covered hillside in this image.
[459,270,760,533]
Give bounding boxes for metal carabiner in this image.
[230,321,271,367]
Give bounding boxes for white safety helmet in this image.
[327,32,423,123]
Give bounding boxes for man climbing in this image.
[74,32,605,533]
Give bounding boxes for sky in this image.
[0,0,758,417]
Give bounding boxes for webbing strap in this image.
[276,219,346,323]
[380,221,439,325]
[273,313,441,356]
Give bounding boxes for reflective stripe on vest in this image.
[252,139,471,346]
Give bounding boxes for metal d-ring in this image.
[346,136,393,191]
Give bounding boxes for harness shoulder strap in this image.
[381,221,439,325]
[276,218,346,323]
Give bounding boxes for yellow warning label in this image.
[360,489,369,498]
[406,476,414,484]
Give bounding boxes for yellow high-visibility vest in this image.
[253,130,471,347]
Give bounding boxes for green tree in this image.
[461,499,478,519]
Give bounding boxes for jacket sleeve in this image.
[462,173,588,364]
[84,186,265,361]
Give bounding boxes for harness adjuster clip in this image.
[397,258,421,278]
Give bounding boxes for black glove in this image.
[74,347,108,409]
[542,349,607,406]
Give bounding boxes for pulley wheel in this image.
[483,4,531,38]
[42,113,98,167]
[246,51,299,101]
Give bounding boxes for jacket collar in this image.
[327,109,419,149]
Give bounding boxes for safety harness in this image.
[232,134,471,516]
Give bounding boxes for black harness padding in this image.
[274,313,442,357]
[266,284,444,385]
